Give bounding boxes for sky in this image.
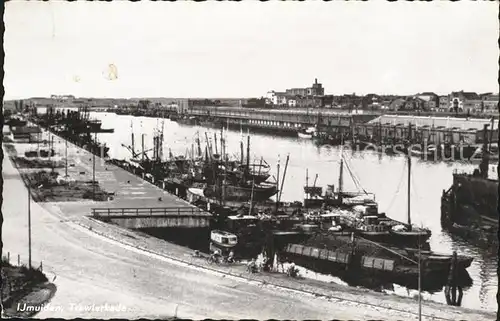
[3,1,499,100]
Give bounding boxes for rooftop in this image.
[367,115,498,131]
[451,91,480,100]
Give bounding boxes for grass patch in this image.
[21,170,109,202]
[3,143,17,155]
[1,262,49,312]
[11,156,64,169]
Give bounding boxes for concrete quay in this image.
[6,127,210,229]
[2,132,496,319]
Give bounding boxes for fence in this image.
[91,206,208,217]
[1,252,43,272]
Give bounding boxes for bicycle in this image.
[207,254,220,265]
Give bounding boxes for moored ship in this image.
[441,124,498,250]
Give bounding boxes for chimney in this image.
[315,78,318,84]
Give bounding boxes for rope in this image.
[410,168,422,220]
[384,162,406,213]
[342,156,367,194]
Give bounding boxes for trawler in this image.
[303,146,432,248]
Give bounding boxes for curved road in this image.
[3,151,416,320]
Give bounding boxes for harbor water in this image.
[92,112,497,312]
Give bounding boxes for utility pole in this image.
[418,227,422,321]
[93,132,96,200]
[28,183,32,269]
[65,138,68,177]
[407,150,412,230]
[50,135,55,173]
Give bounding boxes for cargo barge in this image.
[277,232,473,291]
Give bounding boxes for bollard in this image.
[444,250,462,306]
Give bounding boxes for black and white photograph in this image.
[1,1,498,320]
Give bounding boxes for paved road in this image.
[3,147,419,320]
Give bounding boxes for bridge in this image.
[91,207,212,229]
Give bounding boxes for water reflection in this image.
[93,113,497,311]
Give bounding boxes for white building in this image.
[265,91,276,105]
[288,98,297,107]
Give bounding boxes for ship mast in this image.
[407,147,412,230]
[131,121,135,158]
[214,132,218,155]
[197,133,202,157]
[338,158,344,195]
[278,155,290,205]
[338,144,344,198]
[275,155,281,213]
[246,135,251,172]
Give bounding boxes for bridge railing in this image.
[91,207,210,217]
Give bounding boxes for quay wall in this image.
[105,215,211,229]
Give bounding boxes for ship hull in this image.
[278,233,473,291]
[441,170,498,250]
[204,184,278,202]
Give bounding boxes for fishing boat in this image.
[313,132,344,146]
[297,126,316,139]
[382,151,432,246]
[203,182,278,203]
[176,116,199,126]
[303,153,376,209]
[303,147,431,248]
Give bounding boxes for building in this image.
[438,96,449,111]
[285,78,324,97]
[402,97,425,111]
[267,78,325,107]
[308,78,325,96]
[334,94,363,109]
[415,92,439,110]
[462,99,483,114]
[50,95,75,101]
[274,92,288,106]
[389,98,406,111]
[265,91,276,105]
[295,96,322,108]
[265,91,289,106]
[481,94,499,114]
[285,88,308,96]
[362,94,381,109]
[449,91,480,113]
